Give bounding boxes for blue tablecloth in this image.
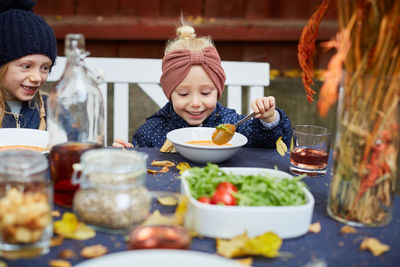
[3,147,400,267]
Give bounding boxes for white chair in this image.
[48,57,270,145]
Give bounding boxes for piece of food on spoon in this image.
[212,124,235,145]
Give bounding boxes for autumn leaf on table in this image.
[143,196,188,226]
[308,222,321,233]
[276,137,288,156]
[148,166,170,174]
[360,238,390,256]
[151,160,175,167]
[276,136,294,157]
[217,232,282,258]
[177,162,191,174]
[340,225,357,234]
[53,212,95,240]
[158,194,179,206]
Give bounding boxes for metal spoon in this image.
[212,112,256,145]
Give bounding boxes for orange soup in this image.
[0,145,45,152]
[185,140,232,146]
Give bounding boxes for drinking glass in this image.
[289,125,331,177]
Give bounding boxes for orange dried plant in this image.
[298,0,332,104]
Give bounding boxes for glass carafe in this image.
[47,34,105,207]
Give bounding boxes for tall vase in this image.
[327,73,400,226]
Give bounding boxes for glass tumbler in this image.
[289,125,332,177]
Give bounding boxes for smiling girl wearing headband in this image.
[113,22,292,148]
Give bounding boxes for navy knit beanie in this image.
[0,0,57,67]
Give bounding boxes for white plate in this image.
[75,249,242,267]
[181,167,315,239]
[0,128,49,152]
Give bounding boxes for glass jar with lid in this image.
[72,149,150,233]
[0,151,52,258]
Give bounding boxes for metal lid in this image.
[0,150,48,178]
[76,148,148,186]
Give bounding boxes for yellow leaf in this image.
[177,162,191,174]
[276,137,288,156]
[242,232,282,258]
[66,223,96,240]
[360,238,390,256]
[158,196,178,206]
[142,210,177,226]
[217,233,249,258]
[53,212,95,240]
[217,232,282,259]
[174,195,188,225]
[53,212,78,233]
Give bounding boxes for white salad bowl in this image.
[181,167,315,239]
[166,127,247,163]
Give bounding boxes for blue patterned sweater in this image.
[131,102,292,148]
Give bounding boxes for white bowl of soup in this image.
[166,127,247,163]
[0,129,49,153]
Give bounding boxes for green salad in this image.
[184,163,308,206]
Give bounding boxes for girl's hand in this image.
[112,138,134,148]
[251,96,277,123]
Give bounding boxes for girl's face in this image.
[171,65,218,126]
[1,54,52,102]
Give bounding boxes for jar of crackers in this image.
[0,150,52,259]
[72,149,151,233]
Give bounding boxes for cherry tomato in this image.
[197,196,212,204]
[216,182,238,194]
[211,189,237,206]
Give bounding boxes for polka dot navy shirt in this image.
[131,102,292,148]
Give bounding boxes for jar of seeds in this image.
[72,149,150,233]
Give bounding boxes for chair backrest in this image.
[48,57,269,145]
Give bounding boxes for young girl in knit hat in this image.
[0,0,57,129]
[113,22,292,148]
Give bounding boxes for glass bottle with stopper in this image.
[47,33,105,207]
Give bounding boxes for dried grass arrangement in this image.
[298,0,400,225]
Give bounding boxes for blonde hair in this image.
[0,64,46,130]
[165,20,215,55]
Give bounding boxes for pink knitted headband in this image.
[160,46,226,100]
